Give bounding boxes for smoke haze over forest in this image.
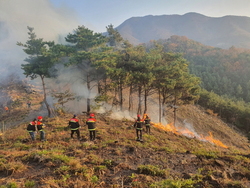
[0,0,80,79]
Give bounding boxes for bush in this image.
[137,165,167,177]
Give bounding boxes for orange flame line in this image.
[152,122,228,148]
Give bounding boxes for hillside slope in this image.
[0,103,249,187]
[0,80,249,187]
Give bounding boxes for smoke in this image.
[0,0,80,79]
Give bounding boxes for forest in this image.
[17,25,250,134]
[152,36,250,133]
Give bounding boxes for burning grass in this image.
[152,122,228,148]
[0,106,249,187]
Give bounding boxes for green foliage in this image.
[106,24,124,47]
[193,149,219,159]
[103,159,113,167]
[150,178,196,188]
[55,165,70,174]
[61,174,71,182]
[5,182,18,188]
[137,165,167,177]
[65,25,106,51]
[91,175,99,183]
[156,36,250,103]
[198,89,250,131]
[51,153,71,163]
[51,89,75,108]
[17,26,58,80]
[17,26,62,117]
[13,142,31,150]
[24,180,36,188]
[226,181,245,188]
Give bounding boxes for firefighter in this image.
[4,106,9,113]
[86,113,96,141]
[27,101,31,108]
[134,114,144,141]
[37,116,46,141]
[27,118,37,141]
[144,114,151,134]
[68,114,80,140]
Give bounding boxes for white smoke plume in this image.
[0,0,80,79]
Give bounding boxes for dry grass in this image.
[0,100,250,187]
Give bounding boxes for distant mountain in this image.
[116,12,250,49]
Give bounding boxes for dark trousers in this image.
[146,125,150,134]
[39,131,46,141]
[89,130,96,141]
[71,129,80,139]
[29,131,35,141]
[136,129,142,140]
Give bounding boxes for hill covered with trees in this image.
[144,36,250,132]
[0,18,249,187]
[116,12,250,49]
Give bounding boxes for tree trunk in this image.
[129,85,133,114]
[173,96,177,127]
[97,80,101,94]
[40,75,51,117]
[119,81,123,111]
[158,89,162,123]
[87,73,91,113]
[137,85,142,115]
[104,77,107,95]
[144,88,148,114]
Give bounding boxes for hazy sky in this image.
[50,0,250,32]
[1,0,250,77]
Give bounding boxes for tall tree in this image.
[65,26,107,113]
[153,51,201,122]
[17,26,59,117]
[106,24,124,47]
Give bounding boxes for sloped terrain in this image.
[0,104,250,187]
[0,81,250,187]
[117,12,250,49]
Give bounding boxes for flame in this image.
[152,122,228,148]
[204,132,228,148]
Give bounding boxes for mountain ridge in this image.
[116,12,250,49]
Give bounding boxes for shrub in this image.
[150,179,196,188]
[91,175,99,183]
[137,165,167,177]
[6,182,18,188]
[24,180,36,188]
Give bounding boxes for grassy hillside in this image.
[0,104,250,187]
[0,80,249,187]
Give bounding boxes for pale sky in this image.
[50,0,250,32]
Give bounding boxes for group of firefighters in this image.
[26,113,151,142]
[26,116,46,141]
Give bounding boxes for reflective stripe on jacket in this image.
[37,121,45,131]
[144,118,151,126]
[27,122,36,132]
[86,118,96,130]
[135,120,144,129]
[69,118,80,129]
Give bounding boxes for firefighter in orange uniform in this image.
[4,106,9,113]
[144,114,151,134]
[134,114,144,141]
[37,116,46,141]
[27,118,37,141]
[69,114,80,140]
[86,113,97,141]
